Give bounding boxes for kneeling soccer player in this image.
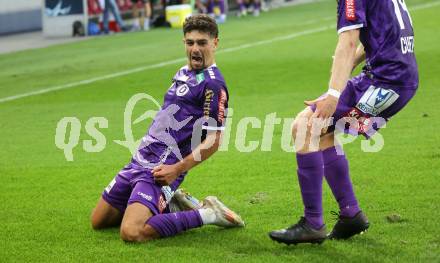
[90,14,244,242]
[269,0,418,245]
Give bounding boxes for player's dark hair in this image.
[183,14,218,38]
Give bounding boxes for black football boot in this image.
[269,217,327,245]
[327,211,369,240]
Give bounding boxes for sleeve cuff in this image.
[337,24,364,35]
[202,125,225,131]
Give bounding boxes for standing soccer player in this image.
[91,15,244,242]
[269,0,418,244]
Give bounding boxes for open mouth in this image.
[191,54,203,64]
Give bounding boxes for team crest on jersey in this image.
[176,84,190,96]
[196,72,205,84]
[356,86,399,116]
[345,0,356,21]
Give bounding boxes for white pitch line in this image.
[219,25,332,54]
[410,0,440,10]
[0,27,332,104]
[0,57,187,104]
[0,1,438,104]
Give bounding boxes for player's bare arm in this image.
[353,43,366,71]
[152,131,221,186]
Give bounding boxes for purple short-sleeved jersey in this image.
[132,64,229,170]
[337,0,418,89]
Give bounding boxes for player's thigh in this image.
[292,107,314,137]
[121,203,154,230]
[92,174,132,229]
[120,202,161,242]
[91,197,123,229]
[120,181,165,234]
[319,132,336,150]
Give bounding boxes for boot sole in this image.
[269,234,326,245]
[328,225,369,240]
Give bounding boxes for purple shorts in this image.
[102,164,184,215]
[311,74,417,138]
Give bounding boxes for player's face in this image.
[184,30,218,70]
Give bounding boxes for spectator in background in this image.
[131,0,153,31]
[195,0,208,14]
[103,0,128,33]
[195,0,227,24]
[237,0,260,17]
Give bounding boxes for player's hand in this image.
[152,164,182,186]
[304,94,338,133]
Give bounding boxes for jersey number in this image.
[391,0,413,30]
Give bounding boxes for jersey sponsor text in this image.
[401,36,414,54]
[345,0,356,21]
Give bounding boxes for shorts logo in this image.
[356,86,399,116]
[345,0,356,21]
[105,178,116,193]
[343,108,372,135]
[137,192,153,201]
[176,84,190,96]
[158,195,167,213]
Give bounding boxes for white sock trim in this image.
[198,208,216,225]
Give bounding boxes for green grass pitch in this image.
[0,0,439,261]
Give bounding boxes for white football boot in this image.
[201,196,245,228]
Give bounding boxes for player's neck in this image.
[188,62,217,71]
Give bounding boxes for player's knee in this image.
[90,212,105,230]
[120,224,143,242]
[120,224,156,242]
[91,219,101,230]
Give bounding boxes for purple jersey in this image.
[337,0,418,89]
[132,64,228,169]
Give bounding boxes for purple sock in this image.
[146,210,203,237]
[296,151,324,229]
[323,146,360,217]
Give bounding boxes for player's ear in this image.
[213,38,219,49]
